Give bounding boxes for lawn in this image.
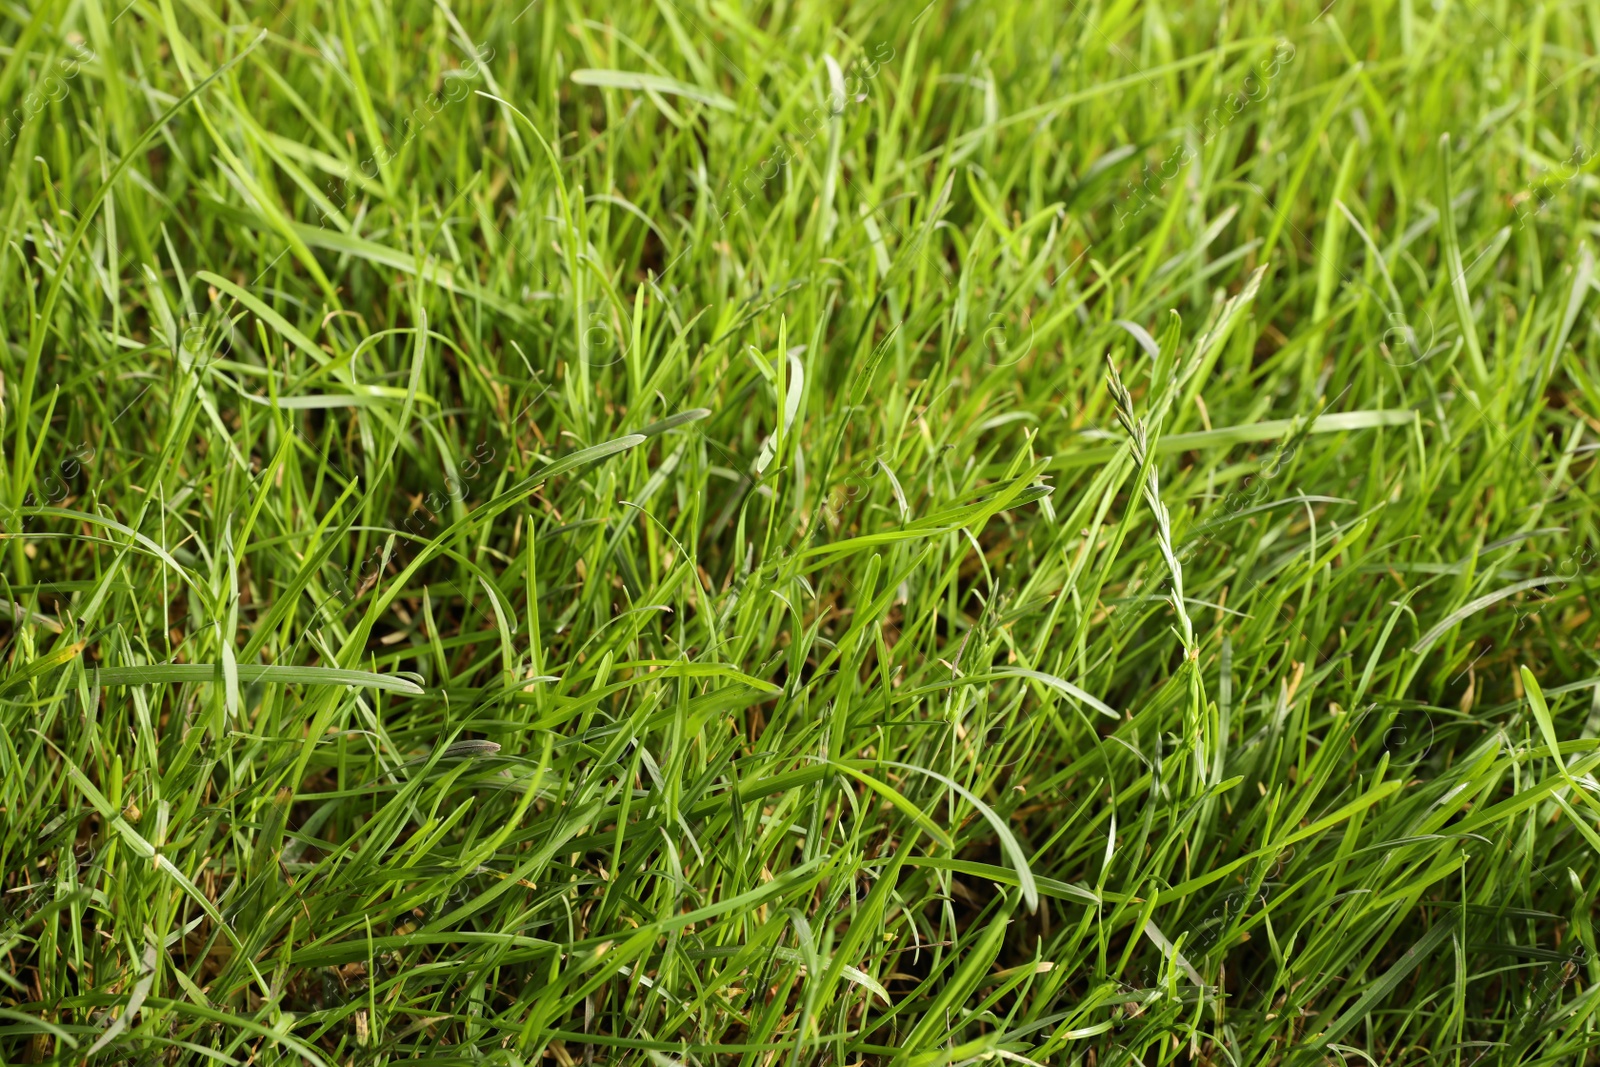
[2,0,1599,1063]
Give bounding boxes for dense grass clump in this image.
[2,0,1600,1063]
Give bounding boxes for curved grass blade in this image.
[570,69,736,111]
[94,664,424,695]
[876,759,1040,913]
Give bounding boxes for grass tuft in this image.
[2,1,1599,1064]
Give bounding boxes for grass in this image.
[1,0,1599,1063]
